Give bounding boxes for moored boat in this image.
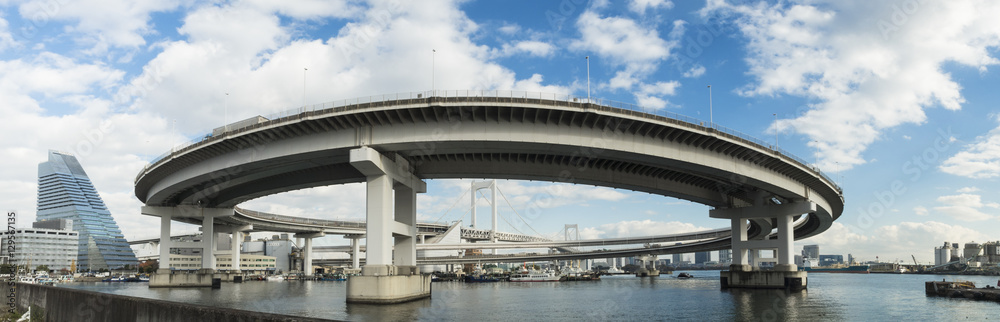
[510,271,560,282]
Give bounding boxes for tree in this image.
[139,260,159,273]
[58,268,70,276]
[35,265,50,273]
[622,264,639,273]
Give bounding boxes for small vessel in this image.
[463,275,502,283]
[606,266,625,274]
[677,273,693,279]
[17,276,36,284]
[510,271,560,282]
[265,275,284,281]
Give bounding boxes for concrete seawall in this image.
[12,283,338,321]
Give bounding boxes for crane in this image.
[911,255,918,266]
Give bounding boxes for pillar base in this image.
[720,270,807,292]
[149,271,217,288]
[214,272,244,282]
[635,269,660,277]
[346,273,432,304]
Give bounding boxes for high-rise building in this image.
[802,245,819,259]
[695,251,711,264]
[37,150,137,271]
[672,253,682,266]
[719,249,732,264]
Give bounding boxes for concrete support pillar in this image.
[231,231,242,273]
[365,173,393,268]
[347,235,361,269]
[731,218,750,269]
[711,199,815,291]
[348,146,431,304]
[304,237,313,276]
[202,216,215,271]
[159,215,172,272]
[394,185,417,267]
[776,214,795,270]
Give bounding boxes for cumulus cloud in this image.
[913,206,928,216]
[570,10,683,109]
[628,0,673,14]
[933,193,994,221]
[941,118,1000,178]
[704,0,1000,171]
[802,221,992,263]
[580,220,712,239]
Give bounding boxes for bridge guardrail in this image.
[138,90,841,194]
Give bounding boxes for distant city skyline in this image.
[1,1,999,264]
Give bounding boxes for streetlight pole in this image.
[224,92,229,131]
[302,67,308,108]
[708,85,713,127]
[586,56,591,103]
[432,49,436,95]
[773,113,778,149]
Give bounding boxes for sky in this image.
[1,0,999,265]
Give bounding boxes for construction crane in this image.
[911,255,918,266]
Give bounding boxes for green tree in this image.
[0,264,14,275]
[34,265,49,273]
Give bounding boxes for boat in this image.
[265,275,285,281]
[510,271,560,282]
[17,276,36,284]
[804,265,870,274]
[677,273,693,278]
[606,266,625,274]
[463,275,502,283]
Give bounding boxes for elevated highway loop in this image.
[134,91,843,300]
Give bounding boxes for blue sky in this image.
[2,0,999,264]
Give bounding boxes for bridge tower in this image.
[470,180,498,254]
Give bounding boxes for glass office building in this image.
[37,150,138,271]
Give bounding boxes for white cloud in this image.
[628,0,673,14]
[499,40,555,57]
[802,221,991,263]
[913,206,928,216]
[682,64,705,78]
[581,220,712,239]
[570,11,682,108]
[0,16,16,52]
[704,1,1000,171]
[17,0,184,53]
[957,187,980,193]
[941,118,1000,178]
[933,193,994,221]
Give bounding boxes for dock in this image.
[925,281,1000,303]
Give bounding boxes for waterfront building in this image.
[819,255,843,266]
[242,237,296,273]
[672,253,682,266]
[719,249,732,265]
[802,245,819,259]
[0,221,79,272]
[36,150,137,271]
[935,243,953,266]
[695,251,710,265]
[168,254,276,272]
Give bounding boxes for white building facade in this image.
[0,227,80,272]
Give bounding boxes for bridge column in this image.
[711,200,816,291]
[295,232,324,277]
[142,206,232,288]
[158,214,172,273]
[347,146,431,304]
[345,234,363,269]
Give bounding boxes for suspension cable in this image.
[432,187,470,224]
[497,187,545,237]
